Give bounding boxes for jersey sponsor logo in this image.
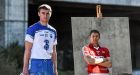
[45,34,48,37]
[94,56,104,59]
[40,34,44,36]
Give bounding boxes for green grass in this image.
[58,70,74,75]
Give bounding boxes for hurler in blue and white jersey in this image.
[23,4,58,75]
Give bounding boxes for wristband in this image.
[94,58,104,64]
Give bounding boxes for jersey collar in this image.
[38,21,49,28]
[88,43,100,50]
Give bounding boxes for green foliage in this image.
[0,42,74,75]
[0,42,24,75]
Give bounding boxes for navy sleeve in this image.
[26,26,35,38]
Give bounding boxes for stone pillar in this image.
[0,0,6,47]
[0,0,28,47]
[71,17,132,75]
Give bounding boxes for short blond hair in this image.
[38,4,52,16]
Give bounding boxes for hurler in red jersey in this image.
[82,30,112,75]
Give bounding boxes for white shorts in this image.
[88,73,109,75]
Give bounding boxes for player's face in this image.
[89,32,100,44]
[38,9,51,23]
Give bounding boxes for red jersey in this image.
[82,44,110,74]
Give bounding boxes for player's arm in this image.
[82,47,106,65]
[97,57,112,68]
[83,55,95,64]
[52,45,58,75]
[83,55,107,65]
[23,41,32,75]
[97,48,112,68]
[82,47,93,64]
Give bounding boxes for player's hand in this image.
[86,55,95,64]
[54,70,58,75]
[103,58,107,62]
[22,67,29,75]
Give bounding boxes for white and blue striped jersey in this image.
[25,22,57,59]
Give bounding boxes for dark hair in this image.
[89,30,100,37]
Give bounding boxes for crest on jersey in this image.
[102,51,105,54]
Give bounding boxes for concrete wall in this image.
[53,0,140,7]
[0,0,28,47]
[71,17,132,75]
